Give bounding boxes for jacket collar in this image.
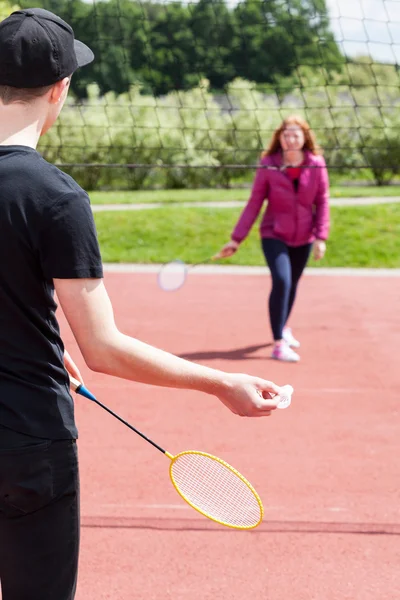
[269,149,314,167]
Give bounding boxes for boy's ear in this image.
[49,77,70,104]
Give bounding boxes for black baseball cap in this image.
[0,8,94,88]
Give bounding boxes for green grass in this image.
[94,203,400,268]
[330,185,400,198]
[89,185,400,205]
[90,188,249,204]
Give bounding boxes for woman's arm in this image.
[314,156,330,242]
[231,162,269,243]
[215,162,269,258]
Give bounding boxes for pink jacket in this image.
[231,151,330,246]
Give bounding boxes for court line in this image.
[87,503,348,512]
[103,264,400,276]
[296,389,375,394]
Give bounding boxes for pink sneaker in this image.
[283,327,300,348]
[271,342,300,362]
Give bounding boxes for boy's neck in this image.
[0,105,44,149]
[0,130,39,149]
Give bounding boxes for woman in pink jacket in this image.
[216,116,330,362]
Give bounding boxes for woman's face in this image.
[279,125,305,152]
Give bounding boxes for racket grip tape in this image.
[69,375,97,402]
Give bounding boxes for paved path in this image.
[91,196,400,212]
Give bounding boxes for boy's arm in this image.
[54,277,282,417]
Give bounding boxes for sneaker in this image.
[283,327,300,348]
[271,342,300,362]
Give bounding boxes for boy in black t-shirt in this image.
[0,8,283,599]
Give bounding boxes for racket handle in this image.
[69,375,97,402]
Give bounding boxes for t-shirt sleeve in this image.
[39,191,104,279]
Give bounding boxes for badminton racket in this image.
[157,256,216,292]
[69,375,266,529]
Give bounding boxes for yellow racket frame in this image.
[70,376,264,530]
[166,450,264,530]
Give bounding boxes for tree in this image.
[143,2,200,96]
[0,1,20,20]
[189,0,237,90]
[231,0,342,85]
[16,0,344,97]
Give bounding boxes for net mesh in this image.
[170,452,262,528]
[14,0,400,189]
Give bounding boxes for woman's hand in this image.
[64,349,84,385]
[313,239,326,261]
[214,240,239,259]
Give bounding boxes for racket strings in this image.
[158,260,187,291]
[170,453,262,528]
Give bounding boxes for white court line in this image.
[135,504,191,510]
[94,502,189,510]
[90,503,348,513]
[300,388,370,393]
[103,264,400,277]
[96,503,191,510]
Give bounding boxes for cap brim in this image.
[74,39,94,68]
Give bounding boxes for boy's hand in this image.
[216,373,282,417]
[64,349,84,385]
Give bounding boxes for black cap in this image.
[0,8,94,88]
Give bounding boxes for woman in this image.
[216,115,330,362]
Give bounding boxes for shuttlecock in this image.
[277,385,293,409]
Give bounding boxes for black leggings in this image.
[261,238,312,341]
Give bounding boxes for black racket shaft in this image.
[71,378,167,455]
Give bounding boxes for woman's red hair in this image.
[262,115,321,158]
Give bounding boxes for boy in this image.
[0,8,283,600]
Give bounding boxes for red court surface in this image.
[60,272,399,600]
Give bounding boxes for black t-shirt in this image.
[0,145,103,440]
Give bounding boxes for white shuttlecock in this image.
[277,385,293,409]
